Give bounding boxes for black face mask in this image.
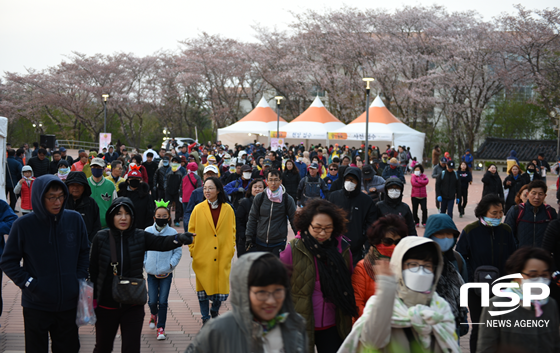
[155,218,168,227]
[129,179,141,188]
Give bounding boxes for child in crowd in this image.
[14,165,35,214]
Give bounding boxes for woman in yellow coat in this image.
[188,176,236,324]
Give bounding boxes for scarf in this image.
[339,291,460,353]
[255,312,289,337]
[57,171,69,180]
[435,257,466,324]
[300,231,357,317]
[208,199,219,209]
[266,187,283,203]
[504,284,548,317]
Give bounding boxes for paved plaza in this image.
[0,168,557,352]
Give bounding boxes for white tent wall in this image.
[393,132,425,163]
[0,117,8,201]
[216,130,268,148]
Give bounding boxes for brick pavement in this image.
[1,168,557,352]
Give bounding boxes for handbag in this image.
[109,232,147,305]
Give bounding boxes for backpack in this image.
[515,203,554,227]
[441,170,458,180]
[302,176,322,201]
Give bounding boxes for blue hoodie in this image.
[0,175,90,312]
[0,199,18,256]
[144,223,182,275]
[424,213,467,282]
[507,150,519,164]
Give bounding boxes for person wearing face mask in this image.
[328,167,377,264]
[224,164,254,210]
[352,215,407,319]
[481,164,504,199]
[377,153,389,176]
[477,247,560,353]
[118,167,155,229]
[435,160,462,219]
[375,177,417,236]
[144,201,182,340]
[424,214,469,338]
[456,194,517,352]
[182,162,203,213]
[294,153,308,178]
[410,164,429,227]
[340,237,461,353]
[186,252,307,352]
[381,157,405,183]
[523,162,543,182]
[154,157,171,201]
[297,162,330,207]
[88,158,118,229]
[165,156,187,227]
[55,160,70,181]
[65,171,102,242]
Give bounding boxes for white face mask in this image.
[297,157,303,162]
[344,181,356,192]
[403,268,434,292]
[387,189,401,199]
[522,277,551,296]
[414,171,421,176]
[243,172,252,179]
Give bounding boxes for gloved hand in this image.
[245,241,255,252]
[179,197,182,203]
[437,196,442,202]
[238,187,245,193]
[175,232,195,245]
[456,198,460,204]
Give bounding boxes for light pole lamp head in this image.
[275,96,284,106]
[362,77,375,90]
[102,94,110,102]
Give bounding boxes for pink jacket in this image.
[182,173,202,202]
[411,173,429,198]
[280,233,352,329]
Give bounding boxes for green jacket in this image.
[288,236,353,352]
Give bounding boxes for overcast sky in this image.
[1,0,557,74]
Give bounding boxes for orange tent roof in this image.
[290,96,342,123]
[350,95,402,124]
[238,97,286,123]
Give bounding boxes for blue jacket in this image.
[381,165,405,183]
[462,153,474,167]
[295,161,307,179]
[6,156,22,188]
[183,187,204,231]
[0,199,18,256]
[144,223,182,275]
[0,175,90,312]
[508,150,520,165]
[224,177,252,195]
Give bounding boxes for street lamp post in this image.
[32,122,43,144]
[362,78,375,165]
[275,96,284,139]
[102,94,110,133]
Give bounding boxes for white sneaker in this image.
[149,314,157,329]
[157,328,166,340]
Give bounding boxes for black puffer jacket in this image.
[89,197,181,308]
[435,169,462,200]
[375,177,417,236]
[481,171,504,198]
[245,186,297,246]
[153,166,170,192]
[65,171,102,242]
[282,170,300,201]
[328,167,377,263]
[27,156,50,177]
[505,201,558,247]
[117,181,154,230]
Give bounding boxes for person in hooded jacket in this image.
[154,157,171,201]
[0,199,17,318]
[423,214,468,337]
[381,158,405,183]
[224,164,253,210]
[435,160,462,219]
[118,167,155,230]
[235,179,265,258]
[65,171,101,242]
[352,214,408,319]
[375,177,417,236]
[89,197,193,352]
[55,160,70,181]
[186,252,307,353]
[361,165,385,203]
[339,237,461,353]
[455,194,517,352]
[0,175,90,353]
[481,164,504,199]
[523,162,543,183]
[410,164,429,227]
[5,149,22,212]
[328,167,377,264]
[503,164,528,214]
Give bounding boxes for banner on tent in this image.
[327,132,392,141]
[270,138,286,150]
[270,131,287,138]
[99,133,112,151]
[271,131,324,139]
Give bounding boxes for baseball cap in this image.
[447,160,456,169]
[440,157,448,163]
[309,162,319,169]
[263,159,272,166]
[204,165,219,174]
[90,158,105,167]
[362,165,375,177]
[59,147,66,152]
[241,165,252,172]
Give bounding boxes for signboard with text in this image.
[99,133,112,152]
[327,132,392,141]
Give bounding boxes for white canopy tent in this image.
[329,96,425,160]
[279,96,345,148]
[217,97,287,148]
[0,117,7,201]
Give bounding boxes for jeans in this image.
[93,305,145,353]
[147,273,173,329]
[199,299,222,321]
[440,198,455,218]
[411,197,427,224]
[23,307,80,353]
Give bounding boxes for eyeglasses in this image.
[203,187,216,191]
[404,262,434,273]
[521,271,551,279]
[267,178,281,183]
[45,195,65,203]
[251,288,286,301]
[329,168,338,171]
[309,224,334,234]
[381,237,401,246]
